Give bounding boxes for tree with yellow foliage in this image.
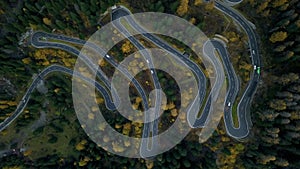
[2,166,22,169]
[239,61,252,71]
[98,59,107,67]
[269,99,286,111]
[95,97,104,104]
[43,17,52,26]
[88,113,95,120]
[272,0,288,8]
[112,141,125,153]
[78,156,91,167]
[22,57,31,64]
[75,139,87,151]
[194,0,203,6]
[78,159,87,167]
[225,31,240,43]
[205,1,215,10]
[171,108,178,117]
[177,0,189,16]
[121,40,134,54]
[257,1,270,13]
[145,160,154,169]
[122,123,131,135]
[269,31,288,43]
[189,18,196,25]
[23,150,33,157]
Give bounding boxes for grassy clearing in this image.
[232,98,239,128]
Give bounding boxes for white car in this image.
[252,50,255,55]
[227,102,231,107]
[254,65,257,70]
[105,54,110,58]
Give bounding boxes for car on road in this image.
[254,65,256,70]
[227,102,231,107]
[252,50,255,55]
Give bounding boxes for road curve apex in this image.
[222,0,243,6]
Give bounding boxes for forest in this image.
[0,0,299,168]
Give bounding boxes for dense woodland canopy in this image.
[0,0,299,168]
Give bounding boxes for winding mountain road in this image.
[215,0,261,138]
[0,0,261,146]
[0,65,117,131]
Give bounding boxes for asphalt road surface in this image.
[0,65,117,132]
[224,0,242,6]
[1,0,261,150]
[121,9,208,129]
[117,3,261,139]
[215,0,261,138]
[112,9,163,155]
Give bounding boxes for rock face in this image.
[0,78,17,100]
